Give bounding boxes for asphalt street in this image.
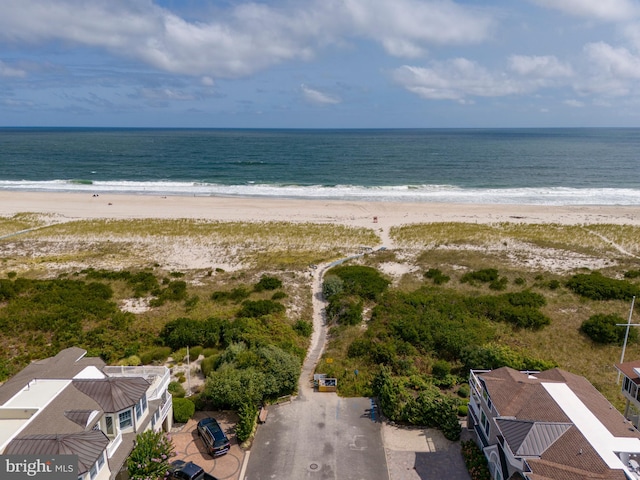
[245,392,388,480]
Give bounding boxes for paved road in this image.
[246,394,387,480]
[244,261,389,480]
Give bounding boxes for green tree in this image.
[127,430,174,480]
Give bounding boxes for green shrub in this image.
[548,279,561,290]
[168,381,186,398]
[322,275,344,299]
[457,384,470,398]
[567,272,640,300]
[127,430,174,480]
[236,403,258,443]
[457,405,469,417]
[424,268,450,285]
[489,277,508,291]
[580,314,635,345]
[461,439,491,480]
[201,355,218,378]
[173,397,195,423]
[328,265,389,300]
[293,320,312,337]
[347,338,371,358]
[461,268,499,285]
[254,275,282,292]
[236,299,286,318]
[625,270,640,279]
[431,359,451,379]
[514,277,526,286]
[326,296,363,325]
[271,291,287,300]
[139,346,172,365]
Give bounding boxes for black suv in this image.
[168,460,219,480]
[197,417,230,457]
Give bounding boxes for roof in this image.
[476,367,640,480]
[72,377,150,412]
[0,348,105,404]
[615,360,640,384]
[4,431,109,474]
[496,419,572,457]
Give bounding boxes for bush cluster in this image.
[580,314,636,345]
[203,343,301,409]
[127,430,174,480]
[236,403,258,443]
[373,367,461,441]
[172,397,195,423]
[326,265,389,301]
[236,299,285,318]
[254,275,282,292]
[139,346,172,365]
[424,268,450,285]
[460,268,499,284]
[461,440,491,480]
[566,272,640,301]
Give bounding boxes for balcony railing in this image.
[106,431,122,458]
[103,366,170,401]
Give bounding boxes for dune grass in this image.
[390,222,640,258]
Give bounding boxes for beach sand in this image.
[2,191,640,274]
[2,191,640,229]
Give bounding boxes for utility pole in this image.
[617,296,637,383]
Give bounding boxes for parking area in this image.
[171,411,246,480]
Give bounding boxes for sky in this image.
[2,0,640,128]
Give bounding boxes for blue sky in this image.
[2,0,640,128]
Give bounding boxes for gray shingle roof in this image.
[72,377,149,412]
[0,347,105,405]
[497,419,572,456]
[5,431,109,474]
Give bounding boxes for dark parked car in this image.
[197,417,230,457]
[168,460,219,480]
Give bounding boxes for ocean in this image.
[0,127,639,205]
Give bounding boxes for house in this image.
[614,360,640,429]
[0,347,173,480]
[468,367,640,480]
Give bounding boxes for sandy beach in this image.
[2,191,640,231]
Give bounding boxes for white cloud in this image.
[392,59,525,101]
[0,0,496,78]
[301,85,341,105]
[0,60,27,78]
[337,0,495,57]
[564,99,585,107]
[139,88,195,101]
[201,76,215,87]
[508,55,573,78]
[530,0,640,22]
[585,42,640,79]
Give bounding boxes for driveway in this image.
[171,410,245,480]
[383,423,472,480]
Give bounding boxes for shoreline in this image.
[1,191,640,230]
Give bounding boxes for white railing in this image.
[106,431,122,458]
[103,366,170,401]
[159,392,172,423]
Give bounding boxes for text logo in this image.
[1,455,77,479]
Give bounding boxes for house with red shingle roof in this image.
[468,367,640,480]
[0,347,173,480]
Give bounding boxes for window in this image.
[625,377,631,392]
[105,416,114,435]
[119,409,132,429]
[142,394,147,412]
[97,452,105,470]
[481,411,490,436]
[89,463,98,480]
[135,402,142,420]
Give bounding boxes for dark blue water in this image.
[0,128,638,205]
